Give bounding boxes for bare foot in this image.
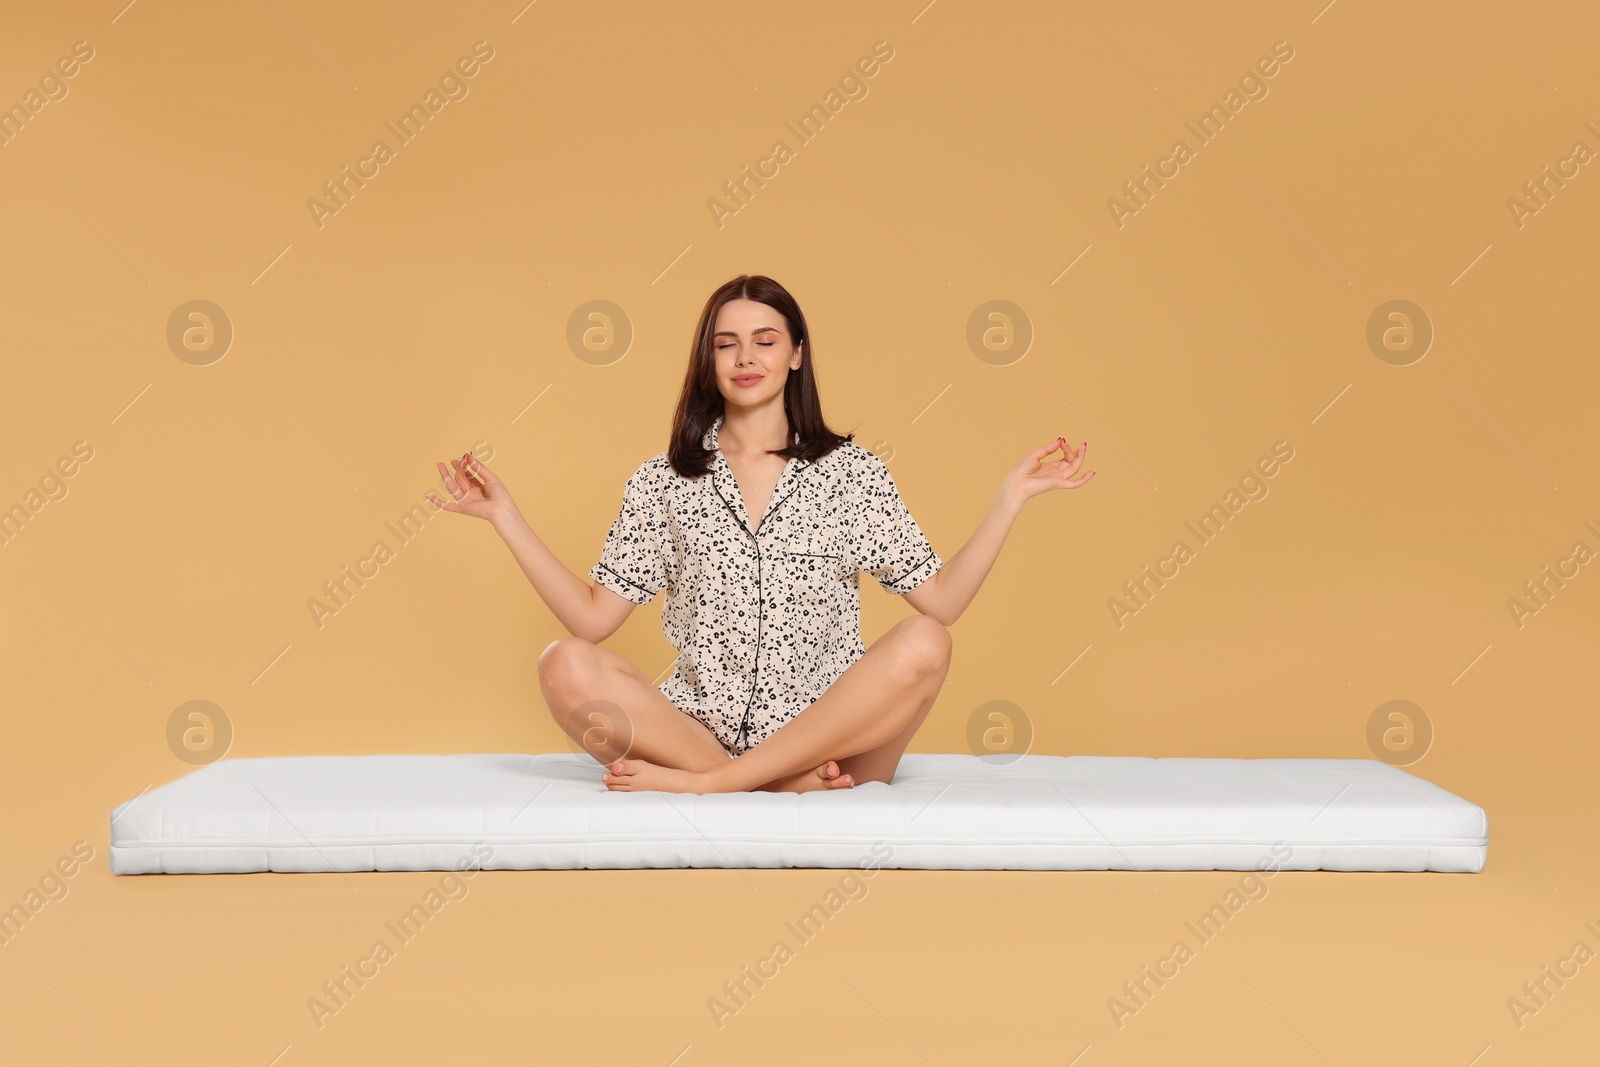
[755,760,855,794]
[600,758,854,794]
[601,758,712,793]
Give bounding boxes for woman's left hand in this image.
[1004,437,1096,505]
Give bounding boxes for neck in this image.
[719,405,789,457]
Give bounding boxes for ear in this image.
[792,341,804,369]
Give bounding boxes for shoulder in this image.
[825,439,896,488]
[638,450,672,477]
[825,438,886,475]
[615,452,674,505]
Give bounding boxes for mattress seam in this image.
[110,833,1491,849]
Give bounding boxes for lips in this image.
[732,375,763,385]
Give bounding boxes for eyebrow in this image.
[713,327,782,338]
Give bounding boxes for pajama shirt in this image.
[590,413,942,756]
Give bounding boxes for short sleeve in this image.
[849,450,942,595]
[590,468,668,606]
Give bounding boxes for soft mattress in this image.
[108,753,1489,874]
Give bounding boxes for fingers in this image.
[457,451,486,489]
[432,452,496,513]
[437,460,464,500]
[1052,442,1095,488]
[461,451,489,487]
[427,475,459,509]
[1062,444,1094,486]
[1028,437,1089,466]
[1026,437,1067,462]
[447,455,489,492]
[1068,440,1087,470]
[1051,441,1086,475]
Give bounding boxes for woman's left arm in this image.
[903,437,1095,626]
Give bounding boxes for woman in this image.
[429,275,1095,794]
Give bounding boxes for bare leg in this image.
[745,681,939,793]
[834,661,944,786]
[755,666,943,791]
[540,638,854,790]
[602,615,953,794]
[539,637,728,771]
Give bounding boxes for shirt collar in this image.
[702,413,811,536]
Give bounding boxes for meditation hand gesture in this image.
[429,451,516,523]
[1004,437,1095,505]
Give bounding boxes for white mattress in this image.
[108,753,1488,874]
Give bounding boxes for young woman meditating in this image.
[429,274,1095,795]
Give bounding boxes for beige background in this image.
[3,0,1598,1062]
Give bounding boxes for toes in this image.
[603,758,650,791]
[808,761,855,790]
[815,761,854,789]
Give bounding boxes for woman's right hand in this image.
[429,451,515,525]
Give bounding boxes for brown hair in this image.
[667,274,853,479]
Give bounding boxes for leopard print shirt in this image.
[590,414,942,756]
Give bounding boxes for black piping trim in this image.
[595,562,652,596]
[708,472,759,750]
[712,480,754,542]
[757,463,812,532]
[737,550,763,751]
[886,551,937,589]
[707,457,822,753]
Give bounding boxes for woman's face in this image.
[712,298,802,409]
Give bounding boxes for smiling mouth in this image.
[732,375,763,383]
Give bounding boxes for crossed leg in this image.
[539,637,856,793]
[601,614,953,794]
[539,637,729,772]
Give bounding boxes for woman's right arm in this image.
[490,505,635,643]
[429,452,634,644]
